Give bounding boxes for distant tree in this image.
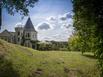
[0,0,38,29]
[68,34,81,51]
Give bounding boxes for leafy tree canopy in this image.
[0,0,38,16]
[0,0,38,29]
[72,0,103,76]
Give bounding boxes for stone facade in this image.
[0,17,38,48]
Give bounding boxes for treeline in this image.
[35,41,68,51]
[70,0,103,76]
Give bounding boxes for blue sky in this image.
[1,0,73,41]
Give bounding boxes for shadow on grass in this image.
[0,54,20,77]
[83,54,97,59]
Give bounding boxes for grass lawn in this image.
[0,39,99,77]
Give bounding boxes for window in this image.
[18,32,20,35]
[28,33,30,37]
[33,34,34,38]
[25,33,30,38]
[18,38,20,41]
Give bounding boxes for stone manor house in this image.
[0,17,38,48]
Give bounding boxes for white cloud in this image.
[59,12,73,21]
[36,22,53,31]
[60,19,73,29]
[46,16,56,21]
[65,12,73,19]
[36,12,74,41]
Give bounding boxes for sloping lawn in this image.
[0,39,99,77]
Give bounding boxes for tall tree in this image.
[0,0,38,29]
[72,0,103,76]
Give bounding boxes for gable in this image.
[0,30,12,37]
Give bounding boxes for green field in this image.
[0,39,99,77]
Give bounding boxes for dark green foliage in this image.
[37,41,68,51]
[37,42,52,51]
[31,40,38,49]
[72,0,103,76]
[72,0,97,54]
[1,0,38,16]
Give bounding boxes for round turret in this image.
[15,23,24,31]
[15,24,24,45]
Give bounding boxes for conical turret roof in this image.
[24,17,36,32]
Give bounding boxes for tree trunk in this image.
[0,5,2,30]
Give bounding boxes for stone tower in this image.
[23,17,37,47]
[15,25,24,45]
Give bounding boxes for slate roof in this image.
[0,29,12,37]
[24,17,37,32]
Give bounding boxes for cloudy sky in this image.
[1,0,74,41]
